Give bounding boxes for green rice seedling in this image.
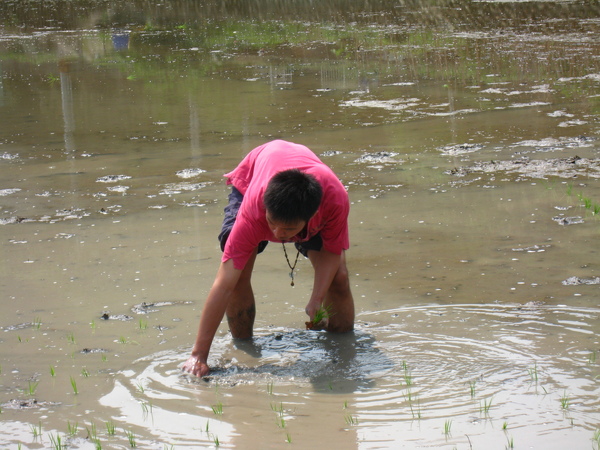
[343,400,348,410]
[141,400,154,422]
[276,414,286,429]
[480,397,493,416]
[90,320,96,330]
[28,380,39,396]
[70,376,79,395]
[138,318,148,331]
[50,366,56,377]
[205,420,210,433]
[286,433,292,444]
[502,421,508,431]
[443,419,452,436]
[48,433,63,449]
[271,402,284,414]
[94,439,102,450]
[589,351,597,364]
[67,332,76,345]
[211,401,223,416]
[105,420,116,436]
[528,363,538,383]
[307,303,333,329]
[81,368,90,377]
[86,422,97,440]
[67,420,78,437]
[593,429,600,450]
[266,381,274,395]
[101,354,107,362]
[119,336,128,344]
[30,421,42,439]
[505,436,514,449]
[344,414,359,426]
[469,380,476,398]
[211,433,220,447]
[33,317,42,330]
[560,391,570,410]
[136,381,145,394]
[125,429,137,448]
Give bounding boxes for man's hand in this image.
[305,301,330,329]
[182,355,210,377]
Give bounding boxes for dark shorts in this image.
[218,186,323,257]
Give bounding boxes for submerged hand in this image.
[182,355,210,377]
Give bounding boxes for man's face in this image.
[266,212,306,242]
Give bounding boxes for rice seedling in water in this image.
[33,317,42,330]
[593,429,600,450]
[136,381,145,394]
[266,381,274,395]
[469,380,476,398]
[50,366,56,377]
[67,332,76,345]
[125,429,137,448]
[30,421,42,439]
[505,436,514,449]
[86,422,97,440]
[28,380,39,396]
[443,419,452,436]
[480,397,493,416]
[70,376,78,395]
[48,433,63,449]
[141,400,154,422]
[211,401,223,416]
[105,420,116,436]
[344,414,359,426]
[502,421,508,431]
[285,433,292,444]
[589,351,597,364]
[402,361,413,386]
[138,318,148,331]
[67,420,78,437]
[528,362,538,383]
[81,368,90,377]
[560,391,570,410]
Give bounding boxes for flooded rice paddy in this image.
[1,1,599,448]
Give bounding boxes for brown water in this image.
[1,1,599,449]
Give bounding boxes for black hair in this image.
[263,169,322,223]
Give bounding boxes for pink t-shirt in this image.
[222,140,350,270]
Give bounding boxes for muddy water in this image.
[1,1,599,449]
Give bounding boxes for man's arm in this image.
[182,259,241,377]
[305,249,342,322]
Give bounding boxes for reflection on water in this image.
[1,1,599,449]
